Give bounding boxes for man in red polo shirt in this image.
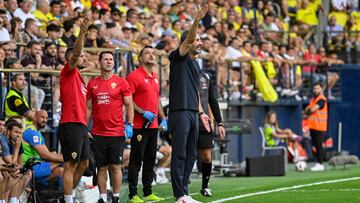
[126,46,167,203]
[57,17,91,203]
[86,51,134,203]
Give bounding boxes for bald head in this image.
[35,110,48,129]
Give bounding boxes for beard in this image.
[190,45,202,55]
[77,64,86,69]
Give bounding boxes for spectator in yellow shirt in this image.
[46,0,61,21]
[33,0,50,29]
[328,11,349,28]
[296,0,318,40]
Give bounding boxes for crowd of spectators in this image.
[0,0,355,116]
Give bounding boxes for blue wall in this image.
[226,65,360,163]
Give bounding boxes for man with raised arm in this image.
[57,17,91,203]
[168,4,211,203]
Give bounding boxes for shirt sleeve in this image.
[121,79,132,97]
[208,78,222,124]
[6,95,30,116]
[20,56,32,67]
[1,136,10,157]
[22,129,41,146]
[168,48,186,61]
[86,80,92,100]
[316,99,325,110]
[126,74,137,94]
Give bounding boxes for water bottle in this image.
[142,120,152,129]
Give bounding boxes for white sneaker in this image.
[176,196,188,203]
[185,196,202,203]
[310,163,325,171]
[156,173,169,184]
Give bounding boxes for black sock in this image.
[202,162,212,189]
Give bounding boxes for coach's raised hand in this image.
[195,4,208,22]
[79,17,91,33]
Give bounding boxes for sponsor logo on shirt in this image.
[154,78,158,84]
[97,92,110,105]
[33,136,39,143]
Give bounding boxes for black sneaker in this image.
[98,198,106,203]
[200,188,213,197]
[112,196,120,203]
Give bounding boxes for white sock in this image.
[113,193,119,197]
[8,197,18,203]
[100,193,107,201]
[72,190,76,198]
[64,195,73,203]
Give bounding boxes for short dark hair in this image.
[243,40,252,47]
[27,40,40,48]
[5,120,22,131]
[99,51,114,61]
[87,24,99,31]
[139,46,153,58]
[65,47,74,61]
[50,0,61,7]
[46,23,61,32]
[313,82,323,88]
[6,115,22,124]
[11,73,24,82]
[63,19,74,32]
[24,18,36,29]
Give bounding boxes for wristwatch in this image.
[126,122,134,127]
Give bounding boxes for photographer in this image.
[22,110,64,187]
[0,120,29,203]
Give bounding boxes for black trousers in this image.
[169,110,199,198]
[128,128,158,198]
[310,129,325,164]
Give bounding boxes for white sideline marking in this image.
[210,177,360,203]
[286,188,360,192]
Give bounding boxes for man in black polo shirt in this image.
[168,4,210,203]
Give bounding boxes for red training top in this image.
[87,74,131,136]
[59,63,87,125]
[126,67,160,129]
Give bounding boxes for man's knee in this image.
[53,167,63,178]
[97,166,108,174]
[78,160,89,171]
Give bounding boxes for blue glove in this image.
[159,118,168,131]
[143,111,156,122]
[125,123,133,139]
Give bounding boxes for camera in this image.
[20,157,40,174]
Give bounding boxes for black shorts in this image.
[58,122,90,163]
[93,135,125,167]
[197,130,215,149]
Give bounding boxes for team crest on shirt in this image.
[14,99,23,106]
[71,152,77,159]
[154,78,158,84]
[144,79,148,83]
[137,134,142,142]
[111,83,117,89]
